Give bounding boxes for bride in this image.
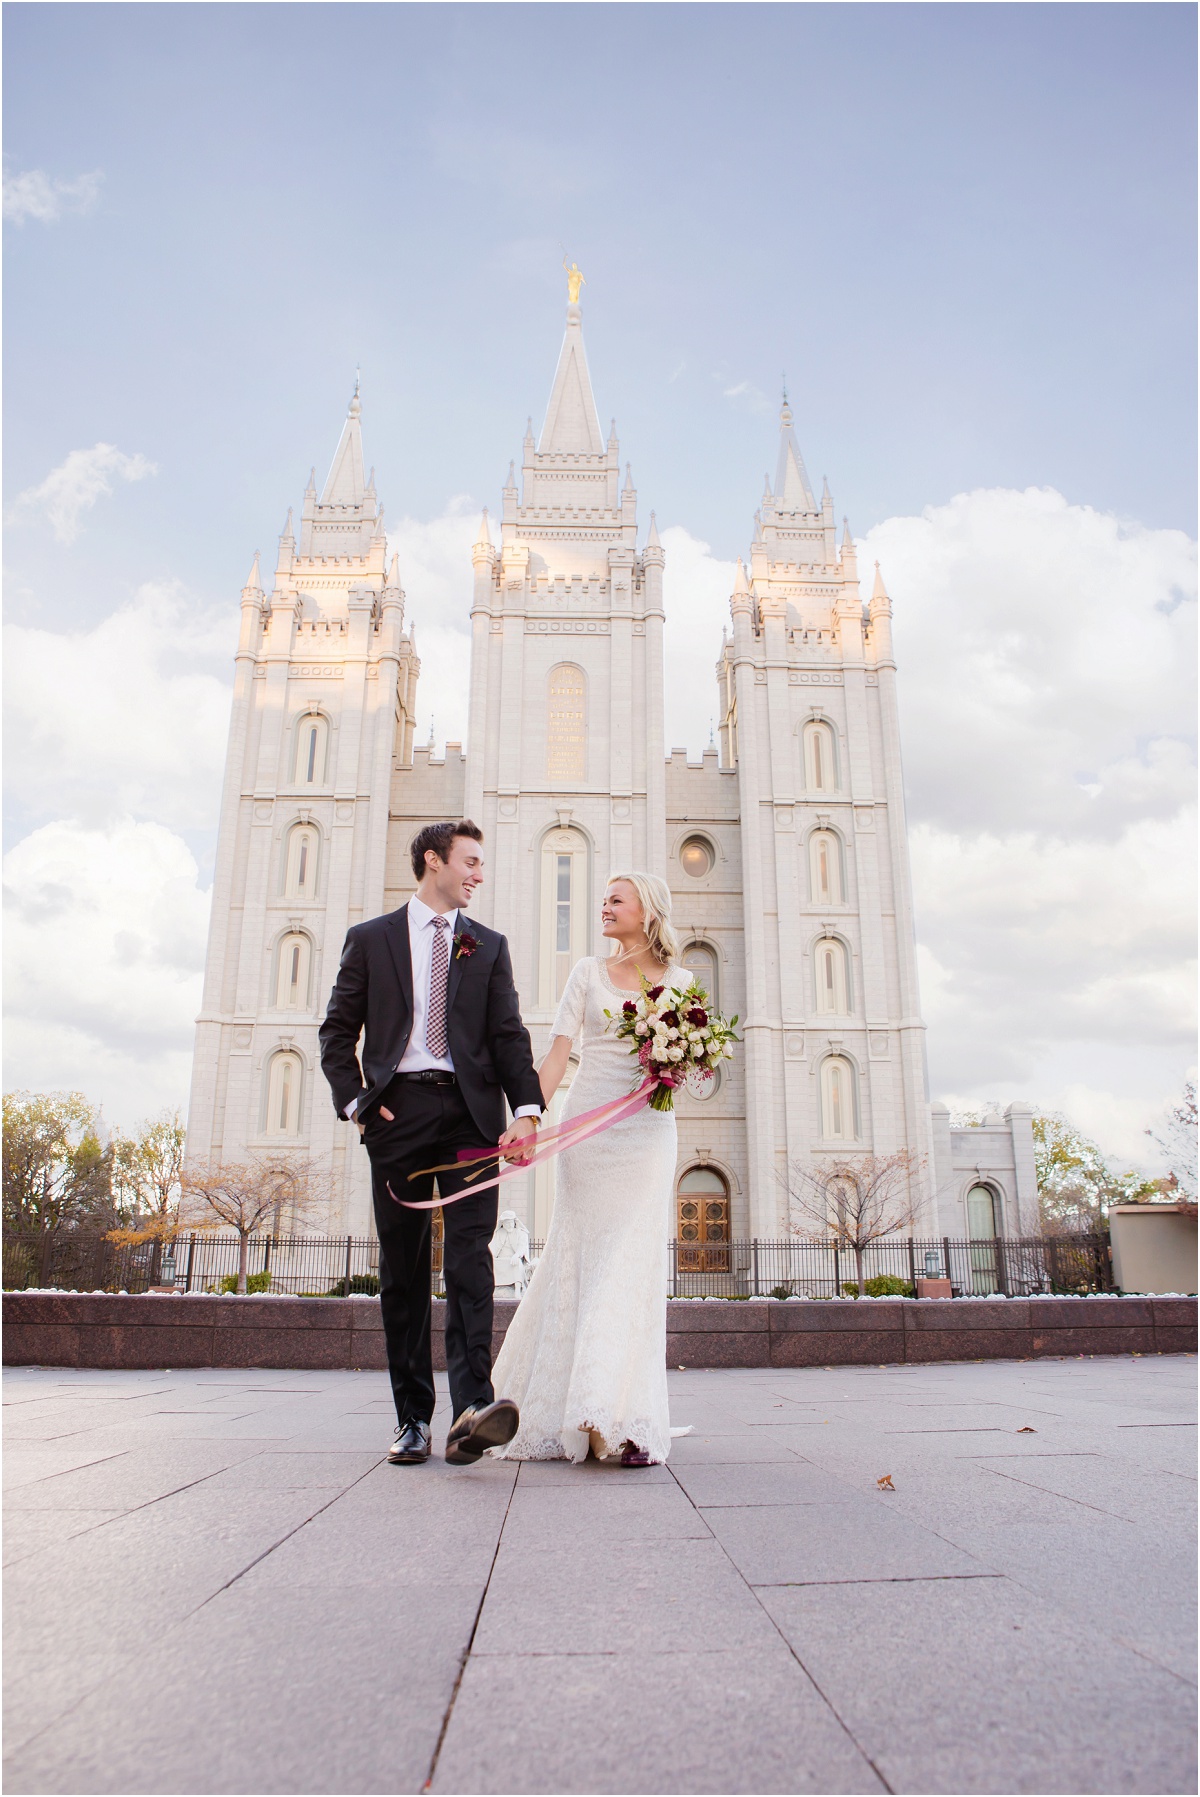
[491,871,685,1466]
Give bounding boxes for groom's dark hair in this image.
[410,819,483,881]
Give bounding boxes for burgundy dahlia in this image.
[686,1006,709,1026]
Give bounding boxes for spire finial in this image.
[349,369,361,418]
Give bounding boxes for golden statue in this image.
[563,258,586,304]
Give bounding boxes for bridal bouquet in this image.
[606,976,740,1111]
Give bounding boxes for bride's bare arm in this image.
[538,1034,572,1105]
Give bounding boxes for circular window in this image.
[680,836,714,878]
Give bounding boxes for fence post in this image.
[832,1244,840,1297]
[752,1239,760,1297]
[943,1236,952,1291]
[263,1235,272,1280]
[184,1233,196,1294]
[670,1237,678,1298]
[343,1235,352,1298]
[907,1236,917,1290]
[996,1235,1010,1297]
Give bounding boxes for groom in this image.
[319,820,542,1466]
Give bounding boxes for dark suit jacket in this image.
[318,905,542,1143]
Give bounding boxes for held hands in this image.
[498,1115,539,1166]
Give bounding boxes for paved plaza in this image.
[3,1354,1195,1796]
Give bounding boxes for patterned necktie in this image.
[426,916,451,1058]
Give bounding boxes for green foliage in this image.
[1032,1114,1160,1235]
[326,1273,380,1297]
[841,1274,913,1298]
[768,1284,794,1300]
[217,1270,272,1294]
[3,1090,114,1231]
[110,1111,186,1228]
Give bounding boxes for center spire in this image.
[539,264,603,455]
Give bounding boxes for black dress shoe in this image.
[387,1420,431,1465]
[444,1398,519,1465]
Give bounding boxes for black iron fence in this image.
[3,1229,1111,1299]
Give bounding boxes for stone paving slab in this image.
[3,1355,1195,1795]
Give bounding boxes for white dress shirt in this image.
[345,895,540,1121]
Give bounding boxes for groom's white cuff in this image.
[513,1106,542,1122]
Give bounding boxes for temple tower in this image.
[716,396,936,1231]
[187,386,419,1230]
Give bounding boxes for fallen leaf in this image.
[677,1365,685,1371]
[877,1474,895,1491]
[1016,1426,1037,1434]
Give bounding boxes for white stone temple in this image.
[187,292,1037,1258]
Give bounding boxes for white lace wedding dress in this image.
[491,954,681,1463]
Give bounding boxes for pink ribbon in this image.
[387,1077,664,1209]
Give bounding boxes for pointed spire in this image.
[524,416,534,445]
[505,461,516,488]
[872,561,889,602]
[774,395,816,511]
[733,558,750,595]
[280,507,294,540]
[320,383,367,506]
[822,476,832,505]
[388,552,400,587]
[623,462,635,494]
[366,466,376,493]
[763,473,773,501]
[539,302,604,454]
[841,516,854,549]
[243,550,262,593]
[305,467,317,495]
[646,511,661,548]
[475,507,492,547]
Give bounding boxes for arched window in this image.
[539,827,589,1006]
[820,1056,857,1141]
[680,940,719,1011]
[814,938,849,1014]
[809,830,844,904]
[274,933,312,1010]
[677,1166,730,1273]
[264,1051,302,1136]
[547,664,586,783]
[966,1184,1000,1294]
[679,835,714,878]
[284,823,319,900]
[803,720,837,793]
[294,713,329,786]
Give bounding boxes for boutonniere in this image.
[455,931,479,961]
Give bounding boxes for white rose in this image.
[635,1021,649,1036]
[668,1045,685,1061]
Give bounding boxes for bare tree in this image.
[1146,1083,1197,1203]
[178,1154,329,1293]
[783,1151,925,1296]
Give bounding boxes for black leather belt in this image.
[396,1070,457,1086]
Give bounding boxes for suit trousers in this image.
[365,1076,500,1428]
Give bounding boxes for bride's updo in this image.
[607,871,680,968]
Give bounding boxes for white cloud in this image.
[661,526,737,753]
[388,497,479,749]
[4,583,232,830]
[3,820,210,1128]
[10,443,156,544]
[6,487,1191,1159]
[3,167,102,226]
[719,379,773,416]
[653,487,1196,1163]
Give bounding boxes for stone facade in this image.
[188,302,1034,1248]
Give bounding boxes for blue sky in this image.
[5,1,1196,630]
[3,3,1196,1161]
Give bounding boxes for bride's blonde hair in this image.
[605,871,680,968]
